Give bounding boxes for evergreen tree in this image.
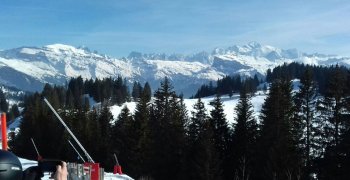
[316,65,348,179]
[294,68,318,179]
[149,77,186,180]
[132,92,152,179]
[209,95,231,179]
[131,81,143,101]
[232,87,258,180]
[11,93,41,159]
[112,106,135,174]
[86,109,101,159]
[8,104,20,121]
[188,98,207,143]
[187,98,222,180]
[142,82,152,102]
[0,89,8,113]
[98,104,113,165]
[266,68,272,82]
[195,121,222,180]
[168,93,188,179]
[257,78,302,180]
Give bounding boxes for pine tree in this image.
[316,65,348,179]
[257,78,301,180]
[149,77,186,180]
[0,89,8,113]
[209,95,231,179]
[187,98,222,180]
[96,103,113,168]
[324,66,348,146]
[142,82,152,102]
[294,67,318,179]
[168,93,188,179]
[232,87,258,180]
[8,104,20,121]
[132,81,143,101]
[112,106,135,174]
[85,109,102,162]
[11,93,42,159]
[195,121,222,180]
[133,92,152,178]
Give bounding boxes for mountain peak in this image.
[247,41,262,48]
[45,44,77,50]
[44,44,93,56]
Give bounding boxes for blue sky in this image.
[1,0,350,57]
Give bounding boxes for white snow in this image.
[18,158,133,180]
[45,44,87,56]
[109,92,267,125]
[20,48,40,55]
[1,42,350,96]
[110,102,137,124]
[0,57,58,80]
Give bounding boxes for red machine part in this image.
[84,162,100,180]
[1,113,7,151]
[113,165,123,174]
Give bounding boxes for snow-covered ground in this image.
[110,91,267,125]
[109,80,300,124]
[18,158,133,180]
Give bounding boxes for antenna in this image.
[43,97,95,163]
[30,138,42,161]
[68,140,86,163]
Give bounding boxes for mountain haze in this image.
[0,42,349,96]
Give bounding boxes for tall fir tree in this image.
[232,87,258,180]
[142,82,152,102]
[133,91,152,179]
[132,81,143,101]
[111,105,135,174]
[186,98,222,180]
[95,103,114,169]
[257,78,302,180]
[294,67,318,179]
[209,95,231,180]
[149,77,186,180]
[316,65,348,179]
[188,98,207,144]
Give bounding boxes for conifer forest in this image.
[8,63,350,180]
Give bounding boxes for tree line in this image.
[193,74,261,98]
[9,77,151,170]
[0,88,21,121]
[8,63,350,180]
[266,62,349,95]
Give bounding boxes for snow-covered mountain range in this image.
[0,42,349,96]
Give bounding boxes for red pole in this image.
[1,113,7,151]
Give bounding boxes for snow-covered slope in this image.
[109,80,303,124]
[0,42,349,95]
[110,91,267,125]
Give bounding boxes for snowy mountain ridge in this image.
[0,42,349,96]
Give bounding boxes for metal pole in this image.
[43,97,95,163]
[114,154,119,165]
[30,138,40,157]
[68,140,86,163]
